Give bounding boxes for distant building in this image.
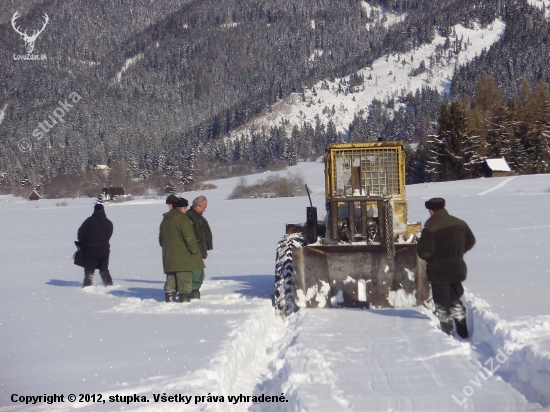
[102,187,125,201]
[29,190,41,201]
[96,164,110,178]
[482,158,511,178]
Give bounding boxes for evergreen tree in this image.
[485,106,512,159]
[298,123,315,160]
[312,117,324,155]
[325,120,338,147]
[348,111,369,142]
[462,132,485,178]
[426,100,470,181]
[365,99,386,140]
[178,150,196,191]
[405,140,432,184]
[21,175,32,188]
[163,182,176,196]
[97,192,106,204]
[282,134,297,166]
[525,81,550,173]
[253,130,273,169]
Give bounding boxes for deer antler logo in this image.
[12,11,49,54]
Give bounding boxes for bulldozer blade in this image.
[292,244,428,309]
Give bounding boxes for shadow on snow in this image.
[211,275,274,299]
[46,279,82,287]
[369,308,430,320]
[108,287,165,302]
[120,278,164,284]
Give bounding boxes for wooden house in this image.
[482,158,511,178]
[29,190,41,201]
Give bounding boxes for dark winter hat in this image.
[166,194,178,205]
[173,197,189,208]
[94,203,105,212]
[425,197,445,210]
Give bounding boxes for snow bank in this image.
[465,292,550,407]
[97,299,287,412]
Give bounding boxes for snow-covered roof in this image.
[96,164,110,170]
[29,189,41,199]
[485,158,511,172]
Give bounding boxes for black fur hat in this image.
[166,194,178,205]
[173,197,189,208]
[425,197,445,210]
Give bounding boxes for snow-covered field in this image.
[1,162,550,411]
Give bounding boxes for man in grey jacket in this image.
[185,196,213,299]
[417,198,476,337]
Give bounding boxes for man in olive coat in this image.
[185,196,213,299]
[417,198,476,337]
[159,197,205,302]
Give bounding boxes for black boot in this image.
[190,290,200,300]
[454,318,468,338]
[165,292,176,302]
[440,321,454,335]
[177,293,191,303]
[82,273,94,288]
[451,302,468,338]
[99,270,113,286]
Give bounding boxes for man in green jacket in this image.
[159,197,205,302]
[185,196,213,299]
[417,198,476,338]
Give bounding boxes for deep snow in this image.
[1,161,549,411]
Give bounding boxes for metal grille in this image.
[332,148,401,196]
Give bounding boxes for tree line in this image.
[407,75,550,183]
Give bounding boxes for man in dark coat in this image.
[417,198,476,337]
[77,204,114,287]
[185,196,213,299]
[159,197,205,302]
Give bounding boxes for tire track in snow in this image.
[477,176,517,196]
[249,310,353,412]
[267,308,542,411]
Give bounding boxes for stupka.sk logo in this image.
[12,11,48,60]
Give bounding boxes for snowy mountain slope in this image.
[231,18,505,139]
[1,163,549,411]
[528,0,550,19]
[361,3,407,29]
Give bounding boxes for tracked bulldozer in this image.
[275,141,429,316]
